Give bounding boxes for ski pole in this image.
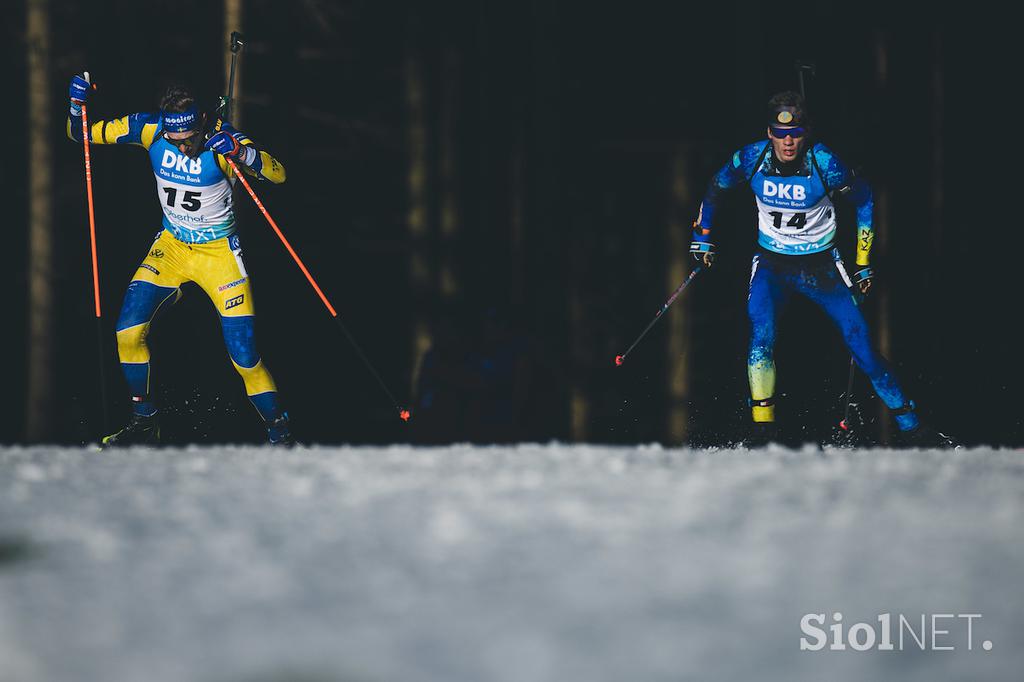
[793,59,862,434]
[615,265,702,366]
[837,288,867,432]
[81,78,101,318]
[80,73,109,431]
[221,31,244,121]
[795,60,816,99]
[838,356,857,431]
[217,30,408,422]
[225,157,410,422]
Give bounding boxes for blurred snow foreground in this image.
[1,444,1022,682]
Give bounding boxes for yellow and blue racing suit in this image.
[694,140,919,431]
[68,109,288,425]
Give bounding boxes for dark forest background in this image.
[4,1,1020,446]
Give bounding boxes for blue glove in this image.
[852,265,873,296]
[69,73,91,115]
[689,229,715,269]
[204,131,257,166]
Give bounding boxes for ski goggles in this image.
[769,125,806,139]
[162,107,200,133]
[164,129,202,145]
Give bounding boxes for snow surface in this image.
[1,444,1022,682]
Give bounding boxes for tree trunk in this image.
[26,0,53,442]
[406,14,433,400]
[439,47,460,299]
[666,148,694,444]
[930,30,944,269]
[873,29,892,443]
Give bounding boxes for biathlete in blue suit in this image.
[690,91,948,446]
[67,74,292,446]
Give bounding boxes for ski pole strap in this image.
[689,241,714,255]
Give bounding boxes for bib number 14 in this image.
[769,211,806,231]
[163,187,202,211]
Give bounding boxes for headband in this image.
[162,107,200,132]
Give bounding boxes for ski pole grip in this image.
[230,31,245,53]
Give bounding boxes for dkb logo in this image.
[161,149,203,175]
[763,180,806,201]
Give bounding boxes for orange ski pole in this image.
[81,96,101,317]
[225,157,410,422]
[79,73,109,430]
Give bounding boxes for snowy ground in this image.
[1,444,1022,682]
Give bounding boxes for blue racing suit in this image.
[693,139,918,430]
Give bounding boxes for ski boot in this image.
[101,413,161,448]
[266,413,294,447]
[896,423,958,449]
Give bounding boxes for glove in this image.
[852,265,873,296]
[204,130,241,157]
[69,73,91,115]
[204,131,257,166]
[689,230,715,269]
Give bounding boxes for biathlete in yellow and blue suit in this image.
[689,90,951,447]
[67,74,292,446]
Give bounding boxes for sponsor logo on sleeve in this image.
[859,227,873,252]
[149,248,164,258]
[140,263,160,276]
[225,294,245,310]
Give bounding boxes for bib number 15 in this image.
[163,187,202,211]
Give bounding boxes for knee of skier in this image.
[845,331,884,377]
[233,360,278,397]
[747,305,775,344]
[840,318,869,349]
[748,343,774,370]
[221,314,260,369]
[748,317,775,354]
